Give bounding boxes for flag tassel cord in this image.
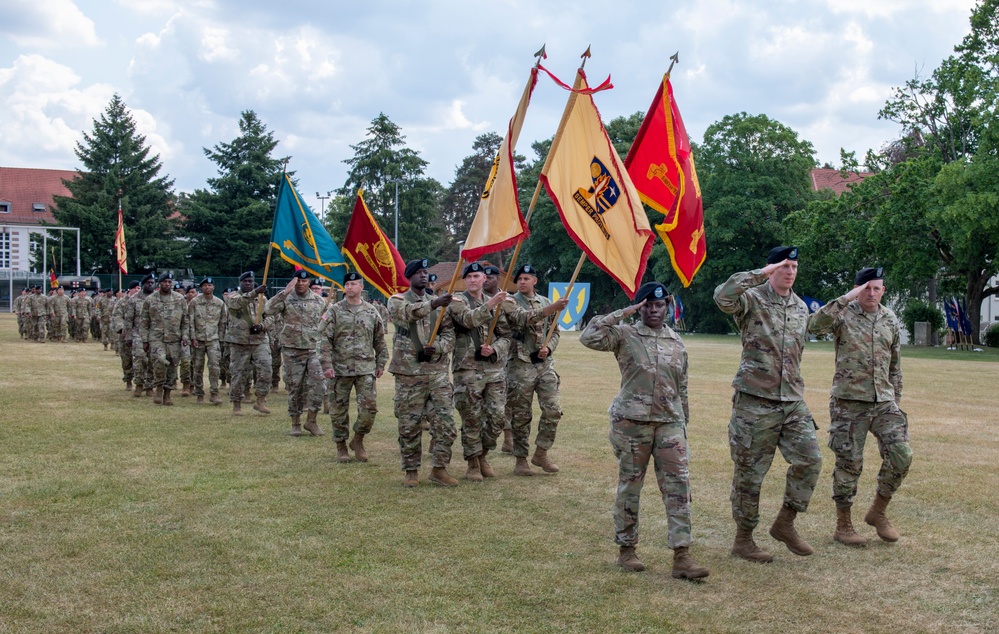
[542,252,586,351]
[426,256,465,347]
[255,159,290,324]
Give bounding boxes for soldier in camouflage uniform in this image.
[124,275,156,396]
[225,272,272,416]
[140,272,190,406]
[28,286,49,342]
[176,286,197,396]
[49,286,71,342]
[580,282,709,580]
[319,272,388,460]
[97,289,115,350]
[14,288,29,338]
[265,309,284,392]
[113,281,139,389]
[808,266,911,546]
[264,270,326,434]
[190,277,226,405]
[714,246,822,562]
[389,259,461,487]
[71,290,92,342]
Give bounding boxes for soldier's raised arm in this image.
[713,261,787,316]
[807,283,867,336]
[579,301,645,351]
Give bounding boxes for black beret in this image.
[157,272,173,283]
[238,271,255,281]
[344,272,362,282]
[514,264,537,281]
[483,265,500,276]
[128,280,140,289]
[142,274,156,284]
[766,246,798,264]
[428,273,438,283]
[199,277,214,286]
[462,262,484,278]
[311,279,323,286]
[291,269,309,280]
[404,259,429,279]
[634,281,669,304]
[854,266,884,286]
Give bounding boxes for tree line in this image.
[50,0,999,342]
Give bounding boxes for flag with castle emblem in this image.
[624,72,706,287]
[540,70,654,299]
[270,173,346,285]
[342,189,409,297]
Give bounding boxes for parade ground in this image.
[1,312,996,633]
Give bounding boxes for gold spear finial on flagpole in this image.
[534,44,546,63]
[580,45,591,69]
[665,51,680,79]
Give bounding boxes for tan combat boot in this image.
[303,411,324,437]
[162,388,173,406]
[181,383,191,397]
[531,447,560,473]
[769,505,814,556]
[671,547,710,580]
[864,492,900,542]
[335,442,352,463]
[210,392,221,405]
[428,466,459,487]
[252,396,271,415]
[196,395,205,404]
[403,470,419,487]
[617,546,645,572]
[478,450,495,478]
[834,507,867,547]
[153,386,163,404]
[145,388,153,397]
[513,457,535,476]
[465,457,483,482]
[501,428,513,453]
[731,528,774,563]
[126,381,133,391]
[288,415,303,437]
[348,434,368,462]
[232,401,243,416]
[133,383,143,397]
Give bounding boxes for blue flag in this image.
[944,298,959,332]
[270,173,346,285]
[802,295,825,314]
[958,298,974,336]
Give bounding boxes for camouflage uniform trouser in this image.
[17,313,25,337]
[132,333,152,389]
[454,368,506,460]
[330,374,378,442]
[179,342,192,387]
[609,415,692,549]
[729,392,822,531]
[119,337,134,384]
[30,316,46,341]
[75,317,88,342]
[149,341,182,390]
[102,317,112,348]
[394,373,456,471]
[282,348,324,417]
[51,314,68,340]
[270,339,283,388]
[228,343,272,403]
[191,340,221,397]
[507,358,562,458]
[829,397,912,509]
[220,343,231,385]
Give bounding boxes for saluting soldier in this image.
[808,266,911,546]
[388,259,461,487]
[190,277,227,405]
[264,270,327,435]
[225,272,273,416]
[713,246,822,562]
[580,282,709,579]
[319,272,388,459]
[140,272,190,406]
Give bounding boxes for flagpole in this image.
[541,252,586,351]
[426,256,464,347]
[256,160,289,324]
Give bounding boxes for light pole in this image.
[387,179,404,248]
[316,191,332,222]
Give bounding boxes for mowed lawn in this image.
[1,312,997,634]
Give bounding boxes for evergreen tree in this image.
[181,111,288,276]
[51,94,179,274]
[327,113,446,263]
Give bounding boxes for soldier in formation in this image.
[225,271,273,416]
[140,272,189,406]
[713,246,822,563]
[28,285,49,342]
[49,286,71,342]
[807,266,912,546]
[14,288,30,338]
[580,282,709,580]
[190,277,226,405]
[319,272,388,459]
[124,275,157,397]
[113,281,140,389]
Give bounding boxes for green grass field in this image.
[1,313,997,633]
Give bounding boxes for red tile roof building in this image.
[810,167,872,196]
[1,167,79,273]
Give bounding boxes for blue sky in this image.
[0,0,979,213]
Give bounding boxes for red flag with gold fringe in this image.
[341,190,409,297]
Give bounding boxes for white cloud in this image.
[0,0,101,48]
[198,25,238,63]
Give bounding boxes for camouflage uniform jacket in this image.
[580,308,689,424]
[387,289,455,376]
[13,294,24,316]
[319,299,388,376]
[713,270,809,401]
[807,297,902,403]
[122,291,153,335]
[224,289,268,346]
[96,295,115,319]
[510,291,559,366]
[264,288,325,350]
[49,294,71,317]
[190,294,227,342]
[140,290,190,343]
[111,296,129,333]
[449,292,512,373]
[28,293,49,317]
[71,295,93,320]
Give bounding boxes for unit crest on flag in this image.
[571,157,620,240]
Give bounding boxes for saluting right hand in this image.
[622,299,646,317]
[761,259,789,276]
[843,281,869,302]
